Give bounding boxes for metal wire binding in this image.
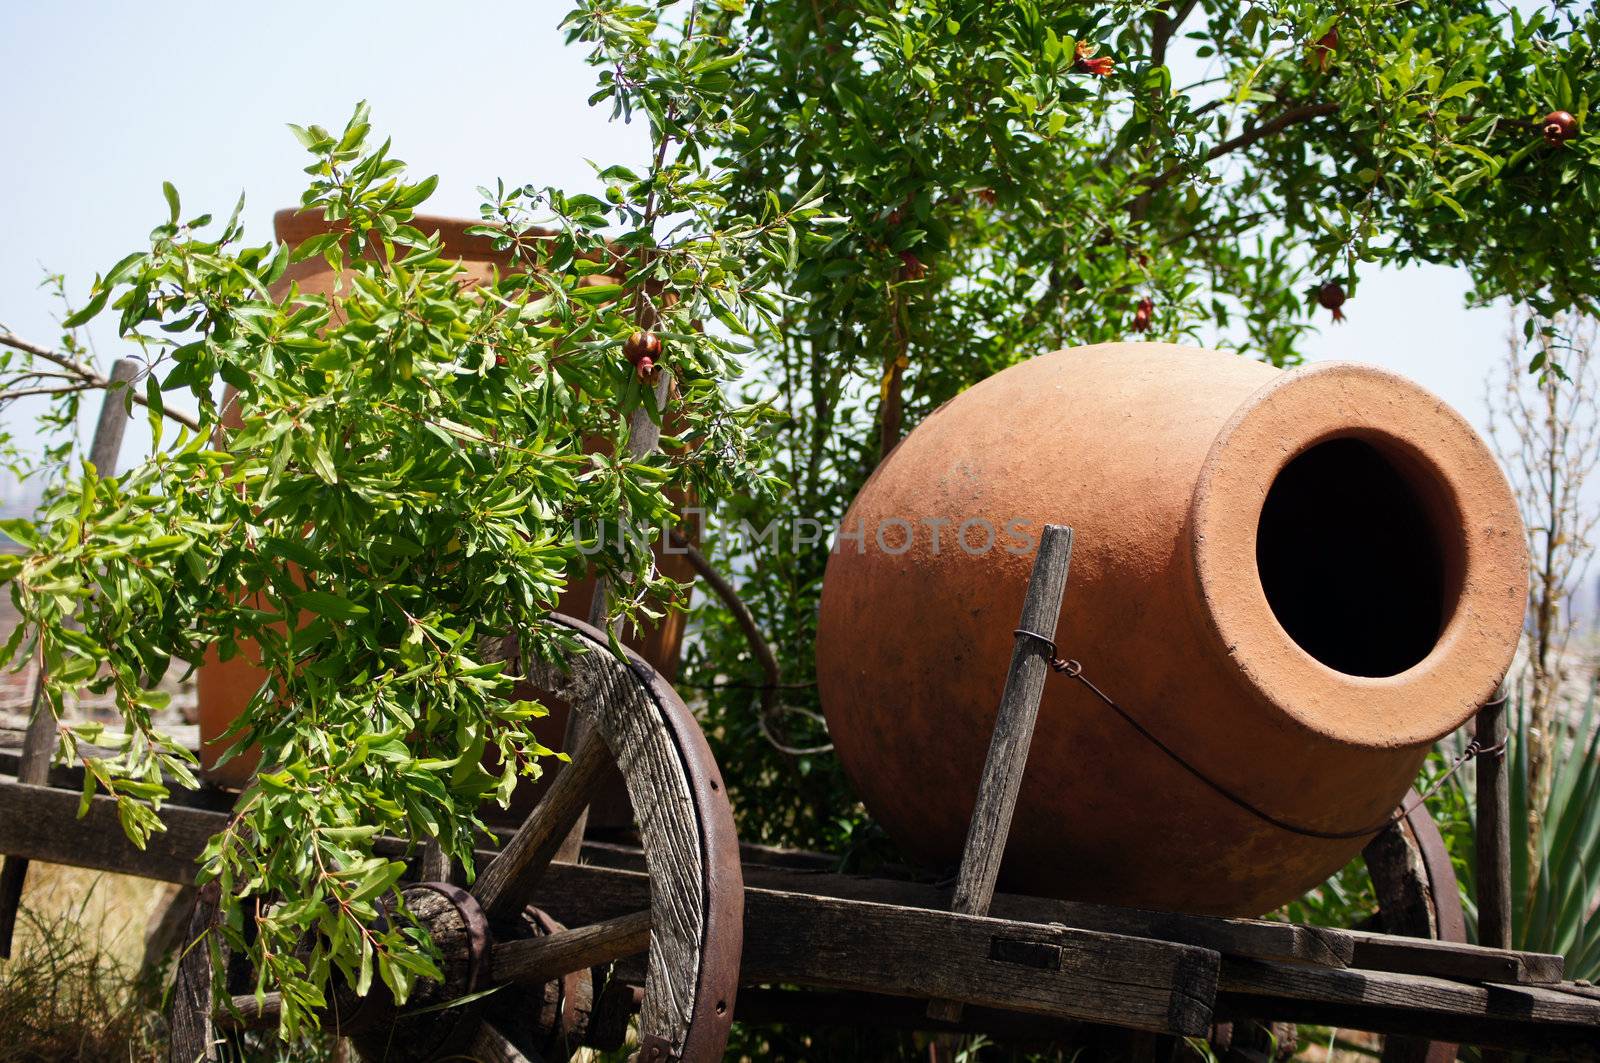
[1012,628,1501,841]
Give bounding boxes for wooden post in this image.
[0,357,140,958]
[1475,685,1512,951]
[555,389,670,864]
[929,524,1074,1024]
[168,883,220,1062]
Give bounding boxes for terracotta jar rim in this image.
[273,208,530,262]
[1188,360,1525,749]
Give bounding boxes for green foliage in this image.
[0,2,828,1033]
[683,0,1600,862]
[1446,689,1600,979]
[5,0,1600,1042]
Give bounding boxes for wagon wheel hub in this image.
[343,882,493,1060]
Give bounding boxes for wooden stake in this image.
[0,357,140,958]
[554,387,669,864]
[1474,685,1512,951]
[929,524,1074,1024]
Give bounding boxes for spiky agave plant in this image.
[1445,688,1600,979]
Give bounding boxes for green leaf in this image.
[294,591,369,621]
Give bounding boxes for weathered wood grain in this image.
[1220,958,1600,1055]
[736,986,1085,1040]
[577,846,1353,969]
[220,991,283,1031]
[168,885,220,1063]
[932,525,1073,1023]
[521,860,1214,1036]
[491,908,653,985]
[0,779,221,884]
[745,887,1217,1035]
[1475,694,1512,952]
[949,524,1075,919]
[463,1021,537,1063]
[1345,929,1562,986]
[521,619,736,1062]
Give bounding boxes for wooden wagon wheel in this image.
[171,613,743,1063]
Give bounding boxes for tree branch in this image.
[669,530,831,756]
[0,331,200,430]
[1131,101,1341,213]
[670,530,780,703]
[1150,0,1201,72]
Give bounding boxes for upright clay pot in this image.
[197,211,692,792]
[815,343,1526,916]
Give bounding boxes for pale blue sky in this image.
[1,1,1513,478]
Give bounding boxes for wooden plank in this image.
[1476,692,1512,951]
[1344,929,1563,986]
[743,888,1217,1036]
[524,861,1214,1036]
[948,524,1074,919]
[736,987,1085,1040]
[490,909,653,985]
[932,525,1073,1023]
[0,779,222,884]
[1220,957,1600,1055]
[611,853,1354,969]
[0,358,141,957]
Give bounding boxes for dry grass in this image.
[0,869,167,1062]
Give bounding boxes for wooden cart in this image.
[0,381,1595,1061]
[2,563,1598,1061]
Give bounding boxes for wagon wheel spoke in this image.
[471,725,611,922]
[464,1021,537,1063]
[490,909,653,985]
[220,992,283,1031]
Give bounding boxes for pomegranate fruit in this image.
[1317,281,1347,323]
[1543,110,1578,146]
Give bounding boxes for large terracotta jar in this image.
[197,211,693,795]
[815,343,1525,916]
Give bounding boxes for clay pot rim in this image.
[1189,360,1526,749]
[272,208,552,262]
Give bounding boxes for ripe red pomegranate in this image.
[1543,110,1578,146]
[1133,297,1154,333]
[897,251,927,281]
[623,331,662,364]
[1317,281,1347,323]
[1309,26,1338,73]
[494,353,508,368]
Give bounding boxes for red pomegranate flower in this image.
[1074,41,1114,77]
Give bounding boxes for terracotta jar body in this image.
[197,211,692,793]
[815,343,1525,916]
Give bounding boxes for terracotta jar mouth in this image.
[1189,362,1525,748]
[1255,433,1465,679]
